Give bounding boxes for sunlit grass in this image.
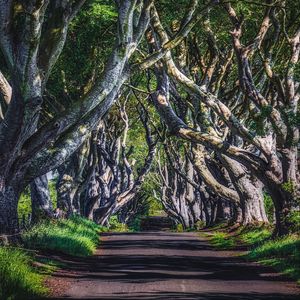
[23,215,101,256]
[208,225,300,284]
[209,232,235,249]
[247,234,300,283]
[0,247,47,299]
[239,227,271,245]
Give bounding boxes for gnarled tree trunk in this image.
[30,174,53,223]
[0,184,20,236]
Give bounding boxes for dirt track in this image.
[46,232,300,299]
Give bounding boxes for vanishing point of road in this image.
[47,232,300,300]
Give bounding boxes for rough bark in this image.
[0,185,20,236]
[147,5,299,235]
[0,0,154,235]
[30,174,53,223]
[221,155,268,225]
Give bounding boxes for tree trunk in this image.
[93,203,115,226]
[84,173,100,220]
[0,185,20,236]
[268,186,294,236]
[221,156,269,225]
[231,203,243,225]
[56,173,75,216]
[30,174,53,223]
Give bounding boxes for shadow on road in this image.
[44,232,299,300]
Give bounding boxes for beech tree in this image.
[157,142,204,229]
[145,1,299,235]
[30,174,53,222]
[0,0,154,234]
[0,0,216,235]
[84,98,157,225]
[0,0,298,237]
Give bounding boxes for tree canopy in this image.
[0,0,299,238]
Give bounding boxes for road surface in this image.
[47,232,299,299]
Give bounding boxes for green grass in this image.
[0,216,102,299]
[23,215,101,256]
[34,257,65,275]
[108,216,129,232]
[239,227,271,245]
[207,226,300,284]
[209,232,236,249]
[0,247,47,299]
[247,234,300,284]
[18,180,57,219]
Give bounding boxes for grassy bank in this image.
[0,247,47,299]
[248,234,300,284]
[207,226,300,284]
[23,215,102,256]
[1,216,103,299]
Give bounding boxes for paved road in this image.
[49,232,299,299]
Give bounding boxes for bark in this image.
[221,155,268,225]
[147,8,299,234]
[192,145,240,204]
[56,141,90,216]
[118,194,148,224]
[0,185,20,236]
[0,0,153,235]
[30,174,53,223]
[266,183,295,236]
[157,148,206,229]
[82,100,158,225]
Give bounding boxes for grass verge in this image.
[0,247,47,299]
[1,216,102,299]
[247,234,300,284]
[209,231,236,249]
[23,215,101,257]
[207,226,300,284]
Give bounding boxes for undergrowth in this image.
[0,247,47,300]
[208,225,300,284]
[23,215,101,256]
[1,216,102,299]
[209,231,236,249]
[247,234,300,284]
[108,216,129,232]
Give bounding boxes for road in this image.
[48,232,299,299]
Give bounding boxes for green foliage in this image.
[148,197,164,216]
[195,220,206,230]
[174,221,205,232]
[0,247,46,299]
[282,180,296,193]
[263,193,274,223]
[209,232,235,249]
[209,226,271,250]
[48,0,117,101]
[176,224,184,232]
[18,180,57,219]
[48,180,57,209]
[18,187,31,219]
[239,228,271,245]
[208,226,300,283]
[87,3,117,22]
[23,216,101,257]
[288,211,300,232]
[247,235,300,284]
[127,216,142,232]
[108,216,129,232]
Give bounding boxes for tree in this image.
[0,0,153,234]
[145,1,299,235]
